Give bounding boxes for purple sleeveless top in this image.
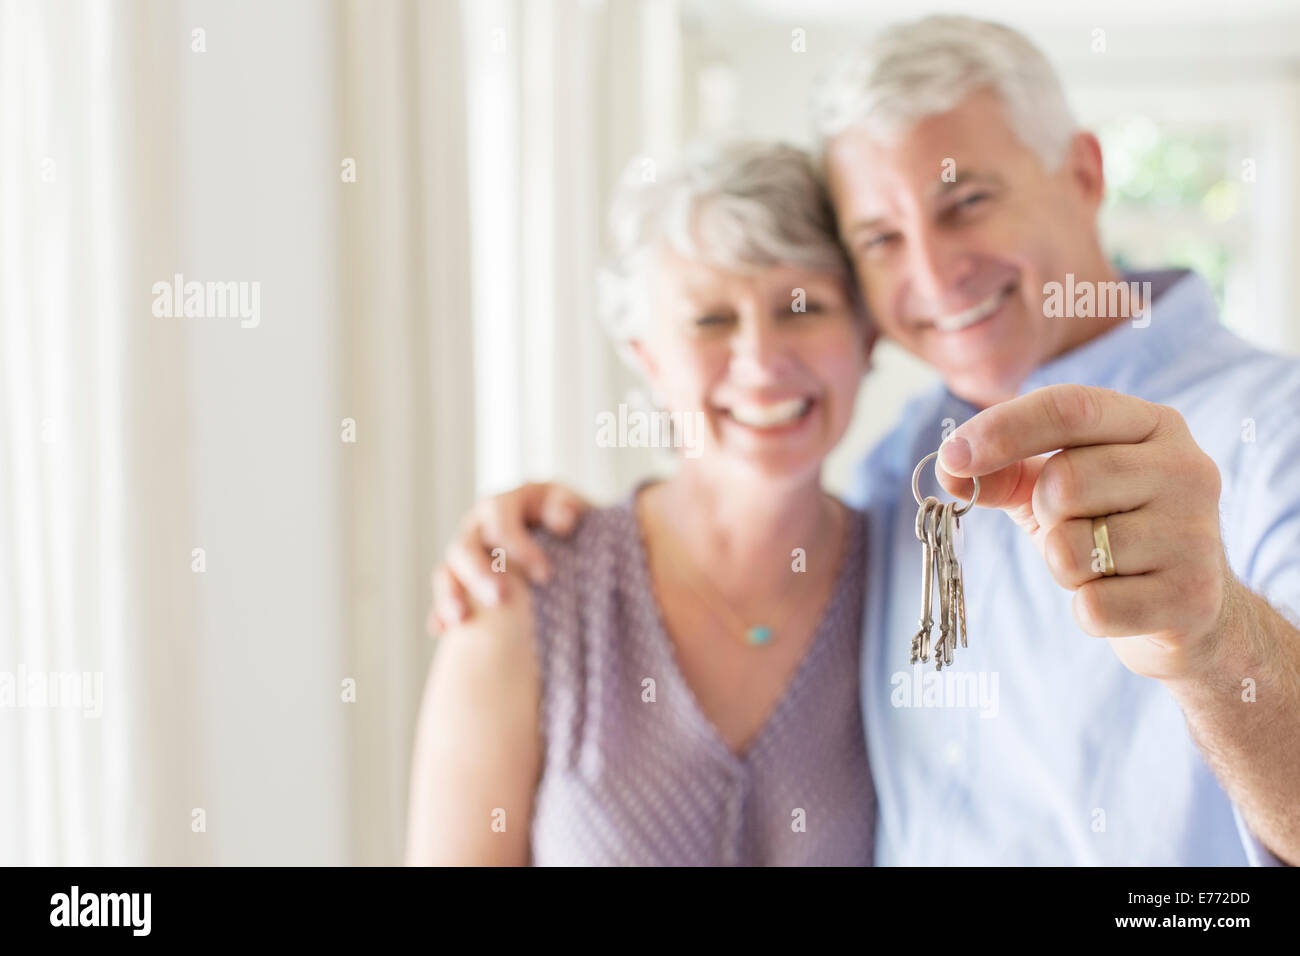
[527,495,875,866]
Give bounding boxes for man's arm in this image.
[406,586,542,865]
[937,384,1300,864]
[1165,585,1300,865]
[427,482,589,634]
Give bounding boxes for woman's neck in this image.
[642,464,837,596]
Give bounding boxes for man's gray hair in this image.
[811,15,1078,169]
[598,140,860,355]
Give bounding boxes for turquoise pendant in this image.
[746,626,772,646]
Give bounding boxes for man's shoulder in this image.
[1218,336,1300,397]
[1145,275,1300,393]
[848,383,958,508]
[1159,329,1300,443]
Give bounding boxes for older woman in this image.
[406,141,876,865]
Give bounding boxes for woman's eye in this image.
[956,191,990,210]
[693,314,733,328]
[789,301,825,315]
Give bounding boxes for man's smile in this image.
[927,282,1017,333]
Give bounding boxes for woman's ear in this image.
[627,339,660,391]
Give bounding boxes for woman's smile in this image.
[718,395,817,433]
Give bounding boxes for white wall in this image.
[179,2,350,864]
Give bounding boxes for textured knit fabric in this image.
[527,495,874,866]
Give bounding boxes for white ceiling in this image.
[711,0,1300,26]
[684,0,1300,63]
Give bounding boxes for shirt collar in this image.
[1018,268,1222,396]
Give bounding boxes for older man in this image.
[432,16,1300,865]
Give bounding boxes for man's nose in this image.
[905,223,972,311]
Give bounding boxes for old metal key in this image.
[909,449,980,668]
[911,496,940,665]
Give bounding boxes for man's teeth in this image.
[728,398,811,428]
[933,287,1010,332]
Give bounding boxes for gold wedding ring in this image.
[1092,516,1117,576]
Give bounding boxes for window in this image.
[1097,114,1252,333]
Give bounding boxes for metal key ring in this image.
[911,450,980,517]
[915,495,939,542]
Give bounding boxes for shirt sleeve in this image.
[1231,383,1300,627]
[1224,375,1300,867]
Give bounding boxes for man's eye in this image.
[956,191,991,210]
[694,314,733,328]
[861,232,900,253]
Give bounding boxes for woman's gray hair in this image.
[811,15,1077,170]
[597,140,861,358]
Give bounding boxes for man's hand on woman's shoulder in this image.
[428,481,590,635]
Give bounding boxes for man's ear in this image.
[1064,131,1106,212]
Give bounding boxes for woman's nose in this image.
[729,314,792,382]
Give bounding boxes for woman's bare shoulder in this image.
[408,574,540,866]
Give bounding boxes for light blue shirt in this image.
[849,270,1299,865]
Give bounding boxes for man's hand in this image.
[936,384,1233,681]
[428,482,590,636]
[939,383,1300,863]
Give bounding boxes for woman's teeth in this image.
[933,285,1011,332]
[726,398,812,429]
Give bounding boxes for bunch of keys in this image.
[909,449,979,669]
